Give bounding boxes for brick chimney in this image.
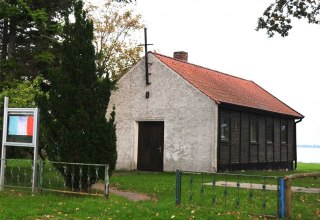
[173,51,188,62]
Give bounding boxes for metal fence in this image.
[176,170,283,218]
[1,159,35,189]
[0,159,109,197]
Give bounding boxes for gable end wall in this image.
[107,54,218,172]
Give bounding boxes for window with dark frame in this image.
[233,119,240,132]
[250,116,258,143]
[281,120,288,144]
[266,117,274,144]
[220,116,230,141]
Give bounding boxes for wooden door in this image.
[137,121,164,171]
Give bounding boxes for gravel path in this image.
[204,181,320,194]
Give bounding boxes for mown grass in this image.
[0,162,319,219]
[297,162,320,172]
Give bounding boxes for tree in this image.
[42,0,116,189]
[87,0,143,80]
[0,0,74,80]
[0,0,74,160]
[257,0,320,37]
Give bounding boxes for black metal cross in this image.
[139,28,153,85]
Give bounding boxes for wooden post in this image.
[284,178,292,219]
[283,172,320,219]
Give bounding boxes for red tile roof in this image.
[152,52,303,118]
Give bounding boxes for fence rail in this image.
[0,159,109,197]
[176,170,283,218]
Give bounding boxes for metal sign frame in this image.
[3,108,39,147]
[0,97,40,192]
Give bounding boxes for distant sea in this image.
[297,145,320,163]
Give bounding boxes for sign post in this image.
[0,97,40,192]
[0,97,9,190]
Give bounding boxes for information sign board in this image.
[1,97,40,192]
[3,109,39,147]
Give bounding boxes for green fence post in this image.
[38,160,43,194]
[175,170,182,206]
[277,178,280,217]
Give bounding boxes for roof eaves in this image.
[220,102,304,119]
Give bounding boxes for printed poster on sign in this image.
[7,114,34,143]
[2,108,39,147]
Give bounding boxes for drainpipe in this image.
[294,118,303,170]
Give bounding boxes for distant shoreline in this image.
[298,145,320,149]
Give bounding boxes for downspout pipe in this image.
[294,118,303,169]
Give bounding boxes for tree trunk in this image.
[7,21,17,59]
[1,19,9,61]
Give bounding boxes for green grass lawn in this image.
[0,162,319,219]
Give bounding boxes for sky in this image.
[91,0,320,145]
[137,0,320,145]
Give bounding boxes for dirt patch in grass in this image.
[92,183,153,201]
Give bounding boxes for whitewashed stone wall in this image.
[107,53,218,172]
